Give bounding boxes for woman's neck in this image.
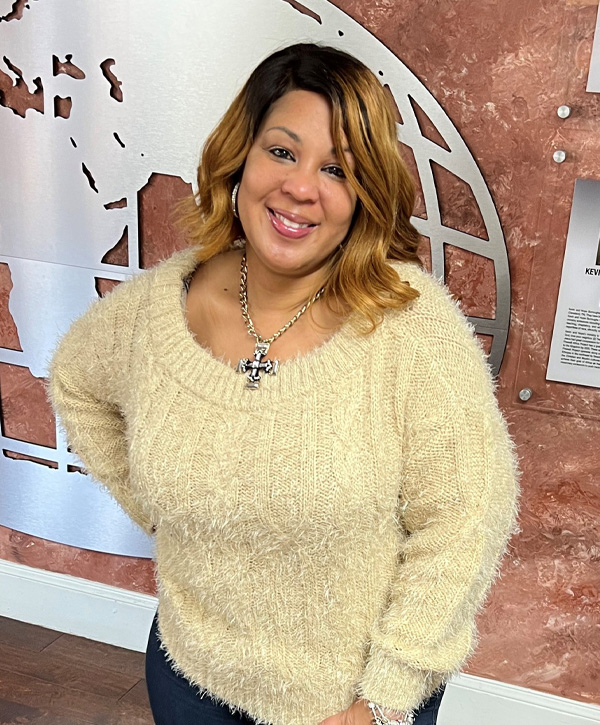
[223,246,350,338]
[241,247,331,320]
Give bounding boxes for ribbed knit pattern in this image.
[47,247,520,725]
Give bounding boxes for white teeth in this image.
[273,211,311,229]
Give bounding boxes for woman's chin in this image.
[246,231,339,280]
[249,240,312,274]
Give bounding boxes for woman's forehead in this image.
[258,90,352,150]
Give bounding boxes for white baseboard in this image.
[1,560,599,724]
[438,672,600,724]
[0,558,157,651]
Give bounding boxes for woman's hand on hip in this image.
[317,698,372,725]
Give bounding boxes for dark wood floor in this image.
[0,615,154,724]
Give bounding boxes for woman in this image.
[48,43,520,725]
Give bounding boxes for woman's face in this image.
[237,89,357,280]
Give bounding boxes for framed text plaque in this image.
[546,179,600,388]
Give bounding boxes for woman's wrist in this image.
[380,707,407,719]
[364,699,415,724]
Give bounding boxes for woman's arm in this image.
[355,333,521,713]
[46,273,154,535]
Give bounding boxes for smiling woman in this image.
[48,42,520,725]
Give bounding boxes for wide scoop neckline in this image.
[180,264,353,374]
[146,248,375,409]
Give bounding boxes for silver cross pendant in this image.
[237,342,279,390]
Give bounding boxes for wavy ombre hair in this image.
[178,43,422,331]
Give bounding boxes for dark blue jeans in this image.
[145,613,445,724]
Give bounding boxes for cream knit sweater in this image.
[47,247,520,725]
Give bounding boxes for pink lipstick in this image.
[267,208,317,240]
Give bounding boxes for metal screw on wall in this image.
[518,388,533,402]
[557,105,572,119]
[553,150,567,164]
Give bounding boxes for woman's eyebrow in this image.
[266,126,301,143]
[266,125,352,156]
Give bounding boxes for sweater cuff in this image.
[355,646,443,713]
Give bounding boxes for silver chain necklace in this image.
[236,251,325,390]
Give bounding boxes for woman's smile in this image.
[267,207,318,239]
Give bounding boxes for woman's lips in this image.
[267,208,317,239]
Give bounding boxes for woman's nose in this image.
[280,166,319,203]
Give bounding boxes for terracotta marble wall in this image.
[1,0,599,708]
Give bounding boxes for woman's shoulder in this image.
[66,248,198,338]
[388,258,454,307]
[387,261,494,389]
[385,259,488,367]
[110,247,199,299]
[381,261,500,414]
[150,246,200,280]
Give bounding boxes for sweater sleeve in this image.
[46,273,154,535]
[355,333,521,713]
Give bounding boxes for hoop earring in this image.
[231,182,240,219]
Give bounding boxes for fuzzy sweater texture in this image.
[47,247,520,725]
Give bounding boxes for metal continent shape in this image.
[0,0,511,557]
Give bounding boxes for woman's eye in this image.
[324,165,346,179]
[269,147,294,160]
